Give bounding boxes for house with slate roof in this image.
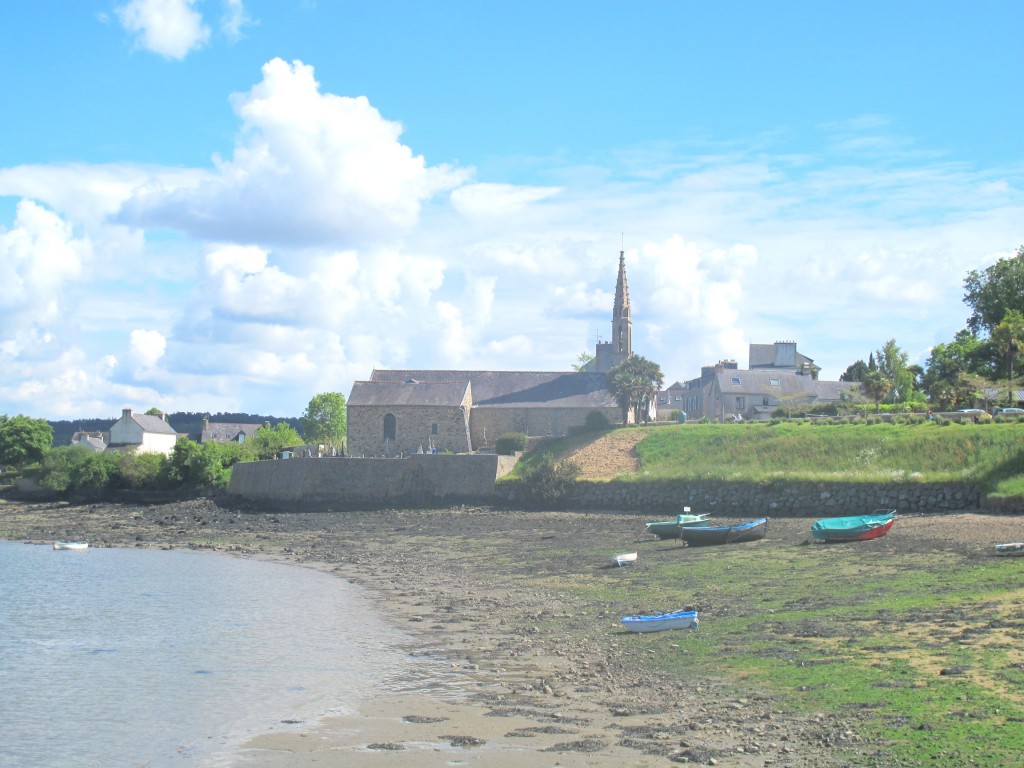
[70,431,107,452]
[680,344,862,422]
[199,417,264,445]
[346,253,633,457]
[108,407,181,456]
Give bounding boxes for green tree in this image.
[247,423,302,461]
[963,245,1024,335]
[875,339,913,403]
[301,392,347,453]
[0,414,53,467]
[839,360,869,382]
[606,355,664,425]
[164,439,245,488]
[862,371,892,413]
[571,352,595,372]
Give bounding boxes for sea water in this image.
[0,540,443,768]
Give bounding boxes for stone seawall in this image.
[553,479,983,515]
[228,453,515,506]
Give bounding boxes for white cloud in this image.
[128,329,167,370]
[450,183,561,218]
[116,0,210,60]
[220,0,253,41]
[118,58,470,246]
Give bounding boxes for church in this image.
[346,252,635,456]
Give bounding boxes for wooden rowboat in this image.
[680,518,768,546]
[53,541,89,551]
[621,609,699,633]
[811,510,895,543]
[645,508,712,539]
[612,552,637,567]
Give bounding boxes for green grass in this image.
[566,540,1024,767]
[515,421,1024,496]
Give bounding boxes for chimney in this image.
[122,407,132,419]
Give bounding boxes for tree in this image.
[571,352,595,372]
[875,339,913,403]
[840,360,869,382]
[862,372,892,413]
[247,423,302,461]
[963,245,1024,335]
[606,355,664,425]
[301,392,347,453]
[0,414,53,467]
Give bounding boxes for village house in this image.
[199,417,263,444]
[680,342,861,422]
[107,407,181,456]
[346,252,635,457]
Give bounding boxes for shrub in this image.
[584,411,611,431]
[495,432,528,455]
[518,455,582,507]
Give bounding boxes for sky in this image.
[1,0,1022,421]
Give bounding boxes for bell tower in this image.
[593,250,633,373]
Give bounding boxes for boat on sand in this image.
[621,609,699,633]
[680,518,768,546]
[644,508,712,539]
[811,510,895,543]
[612,552,637,567]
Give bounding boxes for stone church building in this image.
[346,252,635,457]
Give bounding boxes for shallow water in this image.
[0,541,445,768]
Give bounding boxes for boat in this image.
[811,510,896,543]
[680,518,768,546]
[994,542,1024,556]
[621,609,699,633]
[53,541,89,551]
[644,508,712,539]
[612,552,637,567]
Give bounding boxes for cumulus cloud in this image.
[118,58,470,246]
[128,329,167,370]
[116,0,210,59]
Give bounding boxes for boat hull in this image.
[645,515,712,539]
[53,542,89,551]
[621,610,699,633]
[612,552,637,566]
[994,542,1024,556]
[680,518,768,546]
[811,510,896,542]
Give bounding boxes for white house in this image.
[108,408,180,456]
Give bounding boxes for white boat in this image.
[994,542,1024,556]
[612,552,637,567]
[620,609,699,633]
[53,541,89,551]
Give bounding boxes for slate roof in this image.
[201,421,263,443]
[130,413,179,435]
[748,343,815,369]
[368,369,617,409]
[349,379,472,407]
[716,369,859,400]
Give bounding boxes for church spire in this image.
[612,250,632,357]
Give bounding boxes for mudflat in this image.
[3,495,1021,767]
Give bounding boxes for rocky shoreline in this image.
[4,495,1020,767]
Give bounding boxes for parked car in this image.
[994,407,1024,415]
[957,408,992,421]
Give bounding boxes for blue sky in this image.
[1,0,1022,420]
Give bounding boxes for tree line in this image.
[0,393,347,493]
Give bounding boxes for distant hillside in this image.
[48,411,303,447]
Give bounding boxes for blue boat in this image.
[680,518,768,546]
[620,609,699,633]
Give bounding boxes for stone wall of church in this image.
[348,405,471,457]
[470,406,622,449]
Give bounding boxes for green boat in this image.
[645,509,712,539]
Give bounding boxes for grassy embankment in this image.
[515,419,1024,497]
[514,421,1024,766]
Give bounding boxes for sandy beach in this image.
[3,494,1020,767]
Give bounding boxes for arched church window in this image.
[383,413,396,442]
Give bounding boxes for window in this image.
[383,413,396,442]
[763,396,770,406]
[731,377,741,385]
[736,397,746,410]
[431,423,438,435]
[770,378,780,387]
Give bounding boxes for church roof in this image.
[349,379,471,407]
[368,370,617,409]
